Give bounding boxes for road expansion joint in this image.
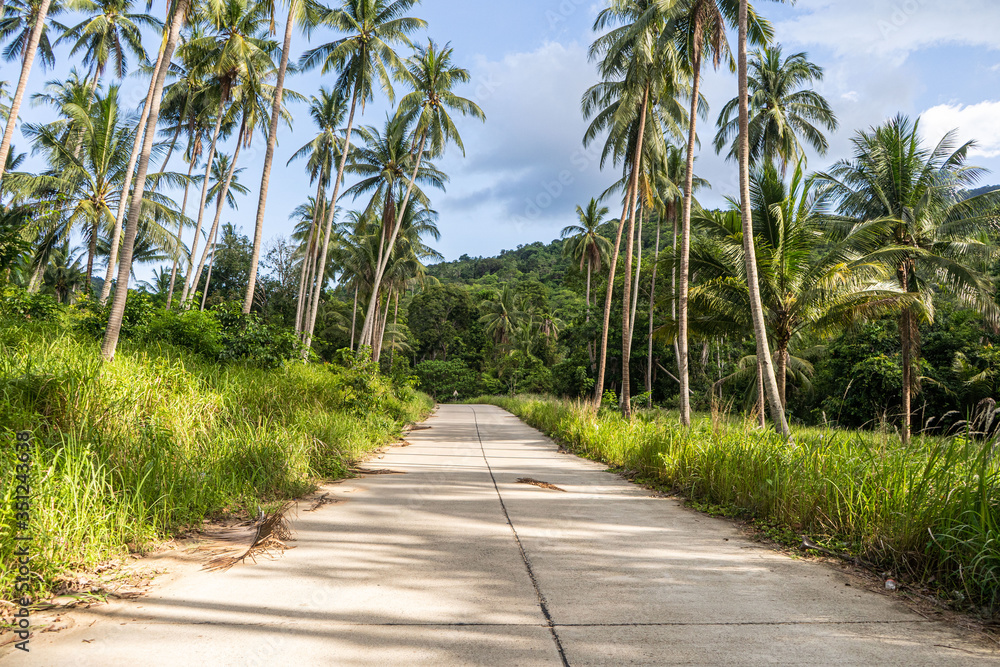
[470,406,571,667]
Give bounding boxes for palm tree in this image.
[816,114,1000,444]
[177,0,278,305]
[561,198,612,370]
[11,85,183,291]
[56,0,160,90]
[242,0,323,313]
[101,0,191,361]
[287,87,346,333]
[199,152,248,308]
[298,0,426,355]
[689,160,909,409]
[713,44,838,174]
[480,283,526,348]
[671,0,771,426]
[0,0,59,183]
[358,40,484,355]
[584,0,686,415]
[737,0,789,436]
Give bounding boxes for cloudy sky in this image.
[9,0,1000,268]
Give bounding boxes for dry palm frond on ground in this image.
[204,502,295,572]
[516,478,567,492]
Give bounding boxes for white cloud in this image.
[919,100,1000,158]
[774,0,1000,59]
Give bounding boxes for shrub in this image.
[414,359,480,400]
[0,286,60,321]
[145,309,223,359]
[212,303,297,368]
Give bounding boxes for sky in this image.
[6,0,1000,274]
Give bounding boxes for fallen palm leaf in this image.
[516,477,566,492]
[353,467,405,475]
[204,502,295,572]
[304,492,341,512]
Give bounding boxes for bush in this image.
[414,359,480,400]
[212,303,298,368]
[552,360,594,398]
[0,286,60,321]
[74,290,156,340]
[145,309,223,359]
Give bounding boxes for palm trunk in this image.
[738,0,789,437]
[620,84,650,418]
[303,85,359,356]
[243,0,296,313]
[349,284,358,351]
[102,0,189,361]
[777,342,788,409]
[586,258,595,372]
[166,149,197,309]
[630,203,643,336]
[389,291,399,367]
[295,175,325,333]
[85,219,98,290]
[646,214,661,407]
[594,197,632,407]
[0,0,50,183]
[180,96,226,304]
[99,39,166,305]
[757,358,765,429]
[374,291,391,363]
[899,259,913,444]
[200,222,220,311]
[671,201,680,368]
[679,56,702,428]
[359,131,428,348]
[190,120,244,296]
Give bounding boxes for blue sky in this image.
[7,0,1000,274]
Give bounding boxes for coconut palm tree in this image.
[736,0,789,436]
[287,87,346,332]
[561,198,612,370]
[584,0,687,415]
[56,0,160,90]
[816,114,1000,444]
[177,0,278,305]
[357,40,483,353]
[102,0,191,361]
[480,283,527,348]
[242,0,324,314]
[713,44,838,174]
[11,85,183,291]
[0,0,61,183]
[298,0,427,355]
[198,152,248,308]
[669,0,771,426]
[689,160,910,409]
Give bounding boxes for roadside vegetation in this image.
[0,292,431,603]
[481,395,1000,616]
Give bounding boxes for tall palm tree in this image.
[737,0,788,435]
[480,283,526,348]
[287,87,346,333]
[561,198,612,370]
[713,44,837,174]
[178,0,277,305]
[689,160,909,408]
[198,152,248,307]
[0,0,59,183]
[358,40,484,355]
[584,0,686,415]
[11,85,182,290]
[102,0,191,361]
[56,0,160,90]
[298,0,426,355]
[242,0,323,313]
[671,0,771,426]
[816,114,1000,444]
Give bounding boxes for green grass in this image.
[0,316,432,603]
[476,395,1000,615]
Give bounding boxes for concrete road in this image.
[7,404,998,666]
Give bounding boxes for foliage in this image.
[413,359,479,401]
